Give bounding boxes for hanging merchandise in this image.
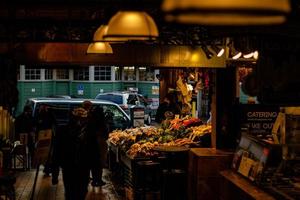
[176,72,193,113]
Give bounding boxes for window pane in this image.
[45,69,53,80]
[74,67,89,80]
[139,67,154,81]
[124,66,136,81]
[114,66,121,81]
[25,67,41,80]
[56,69,69,80]
[94,66,111,81]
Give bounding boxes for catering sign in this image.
[239,105,280,137]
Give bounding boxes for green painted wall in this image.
[16,81,159,115]
[137,82,159,98]
[55,81,70,95]
[70,82,91,98]
[42,81,54,96]
[17,82,43,114]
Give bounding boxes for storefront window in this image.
[94,66,111,81]
[25,67,41,80]
[114,66,122,81]
[138,67,155,81]
[45,69,53,80]
[56,69,69,80]
[124,66,136,81]
[74,67,89,81]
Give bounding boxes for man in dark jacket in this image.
[155,93,181,123]
[88,106,109,187]
[60,104,91,200]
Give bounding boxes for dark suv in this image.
[95,91,153,125]
[25,97,131,131]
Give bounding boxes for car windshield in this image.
[32,101,130,130]
[96,94,123,104]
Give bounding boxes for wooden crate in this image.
[187,148,233,200]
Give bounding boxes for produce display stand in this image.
[107,142,119,171]
[107,122,212,199]
[119,150,166,200]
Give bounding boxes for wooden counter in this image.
[219,170,276,200]
[188,148,233,200]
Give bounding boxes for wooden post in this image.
[211,70,217,148]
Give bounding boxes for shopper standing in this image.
[60,101,91,200]
[88,106,109,187]
[155,93,180,123]
[14,105,36,167]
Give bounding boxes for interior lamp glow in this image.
[211,45,225,57]
[232,52,242,60]
[87,25,113,54]
[86,42,113,54]
[253,51,259,59]
[103,11,159,41]
[162,0,291,25]
[243,52,254,59]
[93,25,109,41]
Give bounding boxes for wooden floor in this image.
[14,168,122,200]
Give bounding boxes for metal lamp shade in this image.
[103,11,159,41]
[162,0,291,25]
[86,42,113,54]
[93,25,109,41]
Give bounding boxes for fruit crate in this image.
[120,151,165,199]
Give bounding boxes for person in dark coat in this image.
[88,106,109,187]
[14,105,36,165]
[60,101,93,200]
[155,93,181,123]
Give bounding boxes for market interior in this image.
[1,0,300,200]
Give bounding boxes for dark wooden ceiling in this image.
[0,0,300,46]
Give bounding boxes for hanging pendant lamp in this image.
[86,42,113,54]
[162,0,291,25]
[87,25,113,54]
[93,25,109,41]
[103,11,159,41]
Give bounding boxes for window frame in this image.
[138,66,155,82]
[25,67,41,80]
[56,69,69,80]
[94,66,112,81]
[73,67,89,81]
